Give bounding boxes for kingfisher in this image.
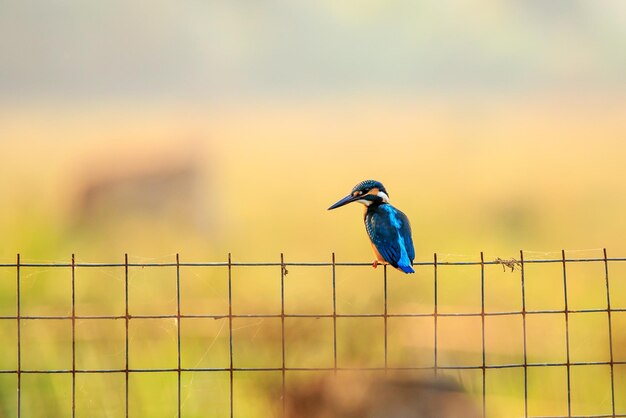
[328,180,415,274]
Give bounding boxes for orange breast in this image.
[370,241,386,262]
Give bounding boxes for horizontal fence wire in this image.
[1,250,625,418]
[3,257,626,267]
[2,308,626,320]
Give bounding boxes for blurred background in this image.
[1,1,626,417]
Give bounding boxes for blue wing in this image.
[365,205,415,272]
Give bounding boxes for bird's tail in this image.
[397,264,415,274]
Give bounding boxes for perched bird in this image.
[328,180,415,273]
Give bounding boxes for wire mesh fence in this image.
[0,250,625,417]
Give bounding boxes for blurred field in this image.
[1,96,626,417]
[3,1,626,416]
[2,96,626,260]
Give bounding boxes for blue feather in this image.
[365,204,415,274]
[397,264,415,274]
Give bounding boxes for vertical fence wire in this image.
[176,254,182,418]
[16,253,21,418]
[433,253,438,377]
[561,249,572,418]
[331,253,337,375]
[280,253,286,418]
[520,250,529,418]
[228,253,234,418]
[603,248,616,417]
[124,253,129,418]
[480,252,486,418]
[71,254,76,418]
[383,264,388,372]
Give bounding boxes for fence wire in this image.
[1,250,625,417]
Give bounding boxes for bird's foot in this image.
[372,260,379,269]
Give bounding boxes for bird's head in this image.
[328,180,390,210]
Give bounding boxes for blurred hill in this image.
[1,1,625,100]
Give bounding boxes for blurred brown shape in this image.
[73,149,210,230]
[286,374,480,418]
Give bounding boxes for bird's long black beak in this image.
[328,194,359,210]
